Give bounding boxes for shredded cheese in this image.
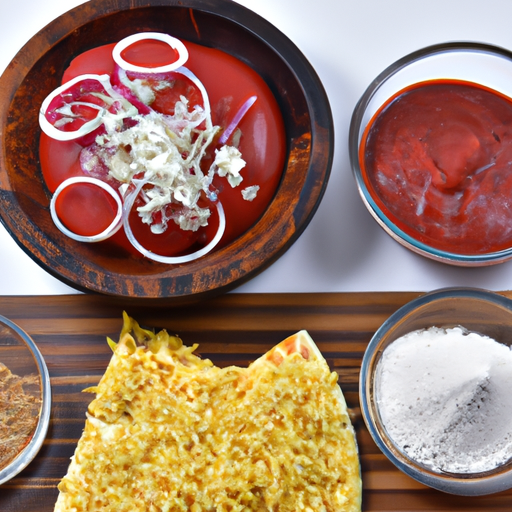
[54,315,361,512]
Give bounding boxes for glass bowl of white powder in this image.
[360,287,512,496]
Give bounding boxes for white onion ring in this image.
[175,65,213,129]
[112,32,189,74]
[50,177,123,242]
[122,180,226,264]
[219,95,257,144]
[39,74,124,141]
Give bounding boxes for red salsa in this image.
[40,37,286,258]
[361,79,512,255]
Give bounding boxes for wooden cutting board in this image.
[0,291,511,511]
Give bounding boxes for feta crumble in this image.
[214,145,246,188]
[242,185,259,201]
[86,97,247,233]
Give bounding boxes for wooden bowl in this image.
[0,0,333,303]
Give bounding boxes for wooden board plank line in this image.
[1,293,512,511]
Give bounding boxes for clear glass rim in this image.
[359,287,512,495]
[348,41,512,264]
[0,314,51,485]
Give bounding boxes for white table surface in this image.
[1,0,512,296]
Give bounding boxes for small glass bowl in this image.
[349,42,512,266]
[0,314,51,485]
[360,287,512,495]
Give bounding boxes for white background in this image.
[2,0,512,295]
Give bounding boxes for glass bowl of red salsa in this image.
[0,0,333,302]
[349,42,512,266]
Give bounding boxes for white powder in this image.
[376,326,512,474]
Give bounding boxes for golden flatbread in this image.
[54,314,361,511]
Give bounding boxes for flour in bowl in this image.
[376,326,512,473]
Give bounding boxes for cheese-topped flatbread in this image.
[54,314,361,512]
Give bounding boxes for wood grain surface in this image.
[1,291,511,511]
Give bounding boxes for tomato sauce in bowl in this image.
[349,42,512,266]
[361,79,512,255]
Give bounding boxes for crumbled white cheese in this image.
[242,185,259,201]
[85,98,244,233]
[214,145,246,187]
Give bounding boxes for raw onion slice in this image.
[39,74,131,141]
[175,66,214,131]
[219,95,257,144]
[50,177,123,243]
[114,63,212,129]
[122,180,226,264]
[112,32,189,74]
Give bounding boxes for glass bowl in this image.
[0,315,51,485]
[360,287,512,496]
[349,42,512,266]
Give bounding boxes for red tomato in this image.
[40,37,286,257]
[121,39,180,68]
[144,71,204,115]
[40,134,83,192]
[62,43,116,82]
[185,43,286,247]
[54,182,119,237]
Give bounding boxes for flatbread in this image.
[54,314,361,511]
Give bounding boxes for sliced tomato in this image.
[39,134,84,192]
[143,70,204,115]
[53,182,119,237]
[62,44,117,82]
[187,46,286,247]
[121,39,181,69]
[40,36,286,258]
